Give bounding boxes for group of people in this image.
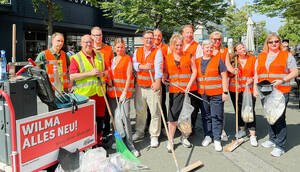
[36,25,298,158]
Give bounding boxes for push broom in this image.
[92,60,140,163]
[224,56,244,152]
[149,71,203,172]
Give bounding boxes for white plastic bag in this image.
[80,147,111,172]
[241,85,254,123]
[263,88,286,125]
[177,93,194,136]
[109,153,148,172]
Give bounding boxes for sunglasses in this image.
[212,38,222,41]
[268,40,280,44]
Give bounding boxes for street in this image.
[129,84,300,172]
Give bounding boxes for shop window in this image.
[24,31,47,61]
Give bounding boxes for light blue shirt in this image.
[133,46,163,80]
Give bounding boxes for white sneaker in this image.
[261,140,275,148]
[214,140,222,152]
[151,137,159,148]
[181,136,192,148]
[202,136,212,147]
[250,136,258,147]
[132,133,144,141]
[111,142,116,150]
[132,150,141,157]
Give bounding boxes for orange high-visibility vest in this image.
[45,49,68,89]
[107,55,134,98]
[165,52,197,93]
[229,55,256,93]
[157,43,169,58]
[257,51,291,93]
[136,47,158,87]
[214,48,228,63]
[95,44,114,69]
[196,56,223,96]
[184,41,199,57]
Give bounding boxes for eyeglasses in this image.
[212,38,221,41]
[82,41,93,45]
[92,34,102,37]
[268,40,280,44]
[144,37,153,40]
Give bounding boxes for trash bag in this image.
[80,147,115,172]
[241,85,254,123]
[177,93,194,136]
[115,102,127,138]
[263,88,286,125]
[109,152,148,172]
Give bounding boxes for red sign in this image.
[18,104,94,163]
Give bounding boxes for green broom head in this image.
[114,131,141,163]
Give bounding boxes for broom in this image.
[224,56,244,152]
[93,61,140,163]
[149,71,203,172]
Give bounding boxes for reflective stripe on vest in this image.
[165,52,197,93]
[136,47,158,87]
[72,51,106,97]
[196,56,223,96]
[45,49,69,90]
[107,55,134,98]
[257,51,291,93]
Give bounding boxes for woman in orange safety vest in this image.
[229,43,258,146]
[163,33,197,152]
[254,33,298,157]
[196,40,228,152]
[107,38,140,157]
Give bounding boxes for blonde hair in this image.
[229,42,250,65]
[142,30,154,37]
[262,33,283,53]
[182,25,195,33]
[91,26,102,33]
[51,32,64,41]
[114,37,125,46]
[202,39,213,46]
[169,33,184,52]
[209,31,224,52]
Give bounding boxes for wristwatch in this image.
[223,91,229,95]
[281,79,286,84]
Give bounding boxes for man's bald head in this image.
[81,34,93,55]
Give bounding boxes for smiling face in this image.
[235,44,247,57]
[182,27,194,43]
[267,36,281,52]
[114,42,125,56]
[91,29,103,45]
[173,39,183,55]
[51,34,64,52]
[154,30,162,46]
[202,43,214,57]
[81,35,93,54]
[142,33,154,49]
[210,33,222,49]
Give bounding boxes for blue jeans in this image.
[262,93,289,149]
[200,94,224,141]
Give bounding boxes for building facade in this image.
[0,0,139,62]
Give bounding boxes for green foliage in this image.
[223,5,268,50]
[88,0,228,35]
[278,21,300,46]
[251,0,300,24]
[32,0,63,23]
[0,0,10,4]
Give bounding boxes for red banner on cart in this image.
[18,104,95,163]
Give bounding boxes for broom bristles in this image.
[224,138,245,152]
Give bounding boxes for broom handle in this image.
[235,57,238,135]
[91,58,117,131]
[148,71,180,170]
[98,77,117,131]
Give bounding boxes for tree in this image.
[278,21,300,47]
[88,0,228,38]
[251,0,300,24]
[223,5,268,50]
[32,0,63,48]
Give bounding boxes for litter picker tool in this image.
[149,71,203,172]
[224,56,244,152]
[164,80,209,104]
[91,59,140,163]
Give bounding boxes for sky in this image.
[234,0,285,32]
